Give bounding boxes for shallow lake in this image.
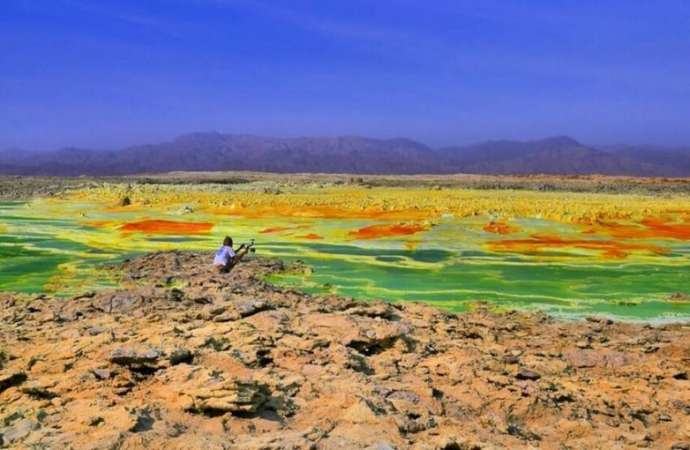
[2,196,690,321]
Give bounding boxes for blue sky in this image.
[2,0,690,149]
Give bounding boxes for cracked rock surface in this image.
[1,251,689,449]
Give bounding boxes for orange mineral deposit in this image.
[259,225,310,234]
[483,221,519,235]
[590,217,690,241]
[297,233,323,240]
[120,220,213,235]
[488,234,667,259]
[349,223,428,240]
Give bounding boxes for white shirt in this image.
[213,245,236,266]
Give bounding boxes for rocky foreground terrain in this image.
[1,252,689,449]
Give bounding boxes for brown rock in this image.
[170,348,194,365]
[565,349,630,369]
[109,347,161,367]
[21,382,59,399]
[2,419,38,445]
[0,370,27,393]
[92,368,113,380]
[186,379,270,413]
[516,369,541,381]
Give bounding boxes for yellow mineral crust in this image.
[61,184,690,225]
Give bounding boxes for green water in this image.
[2,201,690,321]
[264,243,690,321]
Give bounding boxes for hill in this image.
[2,133,690,177]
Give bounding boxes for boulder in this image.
[109,348,161,367]
[186,379,270,413]
[516,369,541,381]
[170,348,194,365]
[2,419,38,445]
[0,370,27,393]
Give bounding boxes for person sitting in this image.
[213,236,252,273]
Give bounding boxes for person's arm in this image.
[230,244,251,266]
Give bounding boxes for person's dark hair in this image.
[223,236,233,247]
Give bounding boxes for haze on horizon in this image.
[2,0,690,151]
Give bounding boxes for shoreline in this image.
[3,243,690,324]
[4,259,690,326]
[1,251,689,448]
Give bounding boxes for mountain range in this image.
[2,133,690,177]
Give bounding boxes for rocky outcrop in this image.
[0,251,689,449]
[183,374,270,414]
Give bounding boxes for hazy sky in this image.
[2,0,690,150]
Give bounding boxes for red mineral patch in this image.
[639,217,690,240]
[348,223,428,240]
[488,234,667,259]
[259,225,309,234]
[483,221,519,235]
[591,217,690,241]
[297,233,323,240]
[120,220,213,235]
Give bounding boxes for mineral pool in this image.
[2,183,690,321]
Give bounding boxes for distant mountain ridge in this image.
[2,133,690,177]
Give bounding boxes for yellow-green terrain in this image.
[3,178,690,320]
